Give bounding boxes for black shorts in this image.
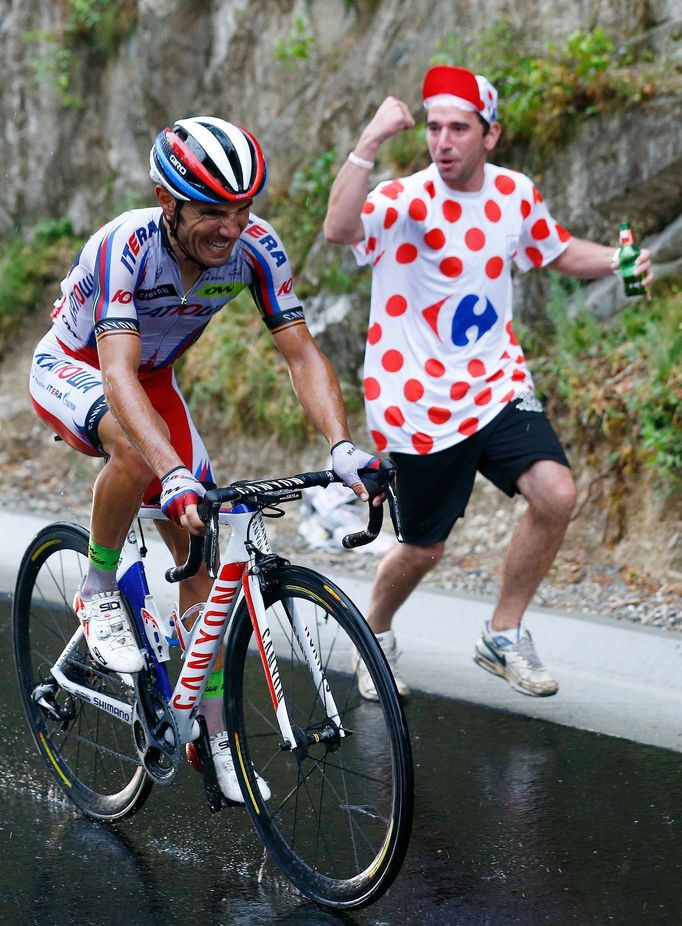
[391,396,570,546]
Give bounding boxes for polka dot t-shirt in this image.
[352,162,571,455]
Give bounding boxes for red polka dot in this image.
[556,223,571,242]
[367,322,382,344]
[381,180,404,200]
[525,247,543,267]
[500,350,510,359]
[412,432,434,454]
[486,256,504,279]
[465,227,486,251]
[409,198,427,221]
[515,354,526,364]
[450,381,470,400]
[512,369,526,381]
[467,359,486,377]
[532,186,543,203]
[404,379,424,402]
[396,243,418,264]
[384,207,398,229]
[386,294,408,316]
[424,228,446,249]
[425,358,445,377]
[371,430,388,451]
[428,407,451,425]
[366,236,377,252]
[361,201,375,214]
[531,219,550,240]
[486,369,504,382]
[520,199,531,219]
[364,377,381,400]
[500,390,515,403]
[484,200,502,222]
[474,387,492,406]
[424,180,436,198]
[458,418,479,437]
[442,200,462,222]
[385,406,405,427]
[495,175,516,195]
[440,256,463,277]
[505,321,519,345]
[382,349,404,372]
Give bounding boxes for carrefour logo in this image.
[422,292,499,348]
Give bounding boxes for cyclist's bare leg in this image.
[490,460,576,632]
[366,540,444,634]
[82,411,155,597]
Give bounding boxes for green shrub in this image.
[527,279,682,493]
[433,21,658,156]
[0,220,81,356]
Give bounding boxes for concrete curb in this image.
[5,511,681,753]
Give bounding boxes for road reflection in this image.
[2,597,681,925]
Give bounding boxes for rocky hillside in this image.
[0,0,680,590]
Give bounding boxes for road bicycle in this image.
[12,462,413,909]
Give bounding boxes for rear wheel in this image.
[224,565,413,909]
[12,522,152,821]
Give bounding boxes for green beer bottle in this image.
[617,222,647,297]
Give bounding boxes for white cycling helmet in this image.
[149,115,268,203]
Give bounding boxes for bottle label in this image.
[619,228,635,245]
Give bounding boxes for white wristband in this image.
[347,151,375,170]
[611,247,621,276]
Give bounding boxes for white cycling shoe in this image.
[210,732,271,803]
[73,587,144,674]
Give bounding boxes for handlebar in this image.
[165,460,402,584]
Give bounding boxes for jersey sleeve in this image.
[92,218,146,341]
[513,183,572,272]
[351,178,407,267]
[241,217,305,333]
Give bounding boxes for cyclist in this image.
[324,66,654,701]
[29,114,378,801]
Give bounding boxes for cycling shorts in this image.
[29,329,214,503]
[390,394,570,546]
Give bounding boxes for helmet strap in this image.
[166,200,207,270]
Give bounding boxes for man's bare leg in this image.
[490,460,576,632]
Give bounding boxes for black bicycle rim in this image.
[12,522,152,821]
[224,564,414,908]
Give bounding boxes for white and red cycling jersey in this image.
[50,206,304,370]
[353,162,571,456]
[30,207,303,491]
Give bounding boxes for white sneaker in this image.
[74,587,144,674]
[473,625,559,697]
[210,732,271,803]
[352,629,411,702]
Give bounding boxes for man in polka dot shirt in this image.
[324,65,653,701]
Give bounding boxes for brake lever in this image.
[384,481,404,543]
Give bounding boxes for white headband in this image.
[423,93,478,113]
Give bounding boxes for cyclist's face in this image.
[425,106,499,191]
[176,199,253,266]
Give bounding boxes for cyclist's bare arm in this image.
[323,96,415,245]
[97,331,204,534]
[272,324,374,503]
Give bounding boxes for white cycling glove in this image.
[330,440,379,492]
[160,466,206,525]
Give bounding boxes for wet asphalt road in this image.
[2,594,682,926]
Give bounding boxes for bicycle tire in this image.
[12,522,153,821]
[224,564,414,909]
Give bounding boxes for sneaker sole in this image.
[472,650,559,698]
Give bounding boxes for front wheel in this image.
[224,565,414,909]
[12,522,152,821]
